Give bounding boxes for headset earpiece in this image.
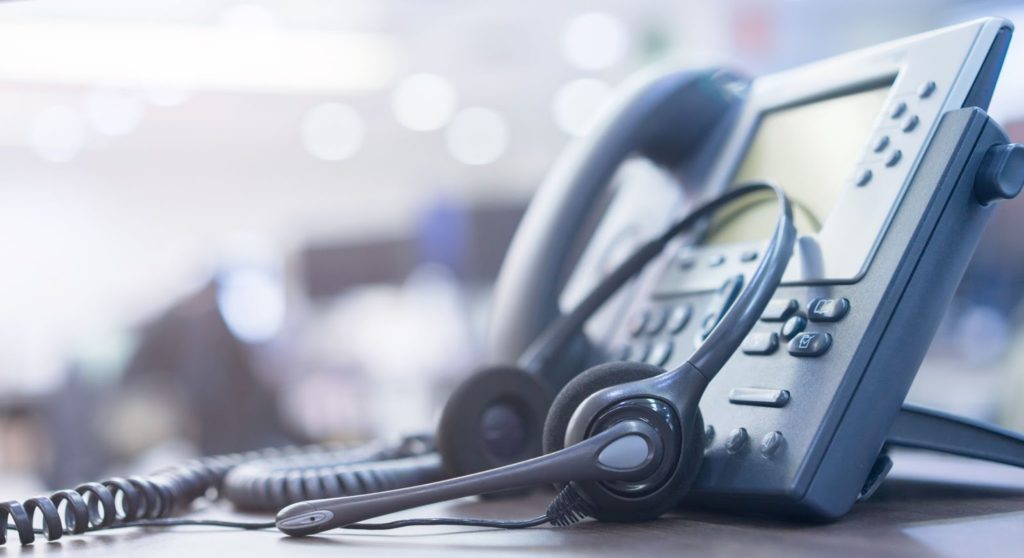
[542,361,706,522]
[436,365,554,477]
[542,361,665,458]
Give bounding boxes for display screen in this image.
[706,85,893,245]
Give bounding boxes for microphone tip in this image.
[276,502,336,537]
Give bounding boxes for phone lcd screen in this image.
[706,84,893,245]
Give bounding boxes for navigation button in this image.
[761,298,798,322]
[788,332,832,357]
[807,298,850,322]
[780,314,807,340]
[873,135,890,153]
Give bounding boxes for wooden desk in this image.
[3,450,1023,557]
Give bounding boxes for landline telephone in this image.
[4,17,1024,546]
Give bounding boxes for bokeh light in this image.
[392,73,458,131]
[552,78,611,137]
[86,86,146,136]
[301,102,365,161]
[28,105,86,163]
[445,107,509,166]
[561,12,630,70]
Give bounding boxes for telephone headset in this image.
[5,17,1024,546]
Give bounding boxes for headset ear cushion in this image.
[542,361,665,458]
[436,365,554,478]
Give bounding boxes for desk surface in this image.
[3,449,1024,558]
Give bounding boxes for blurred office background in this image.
[2,0,1024,491]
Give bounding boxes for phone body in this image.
[490,18,1016,519]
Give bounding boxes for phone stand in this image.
[860,403,1024,499]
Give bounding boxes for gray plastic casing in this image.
[488,18,1015,520]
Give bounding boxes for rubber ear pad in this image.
[436,365,554,477]
[542,361,665,458]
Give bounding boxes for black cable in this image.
[9,515,546,534]
[5,485,588,538]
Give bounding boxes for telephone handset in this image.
[4,17,1024,547]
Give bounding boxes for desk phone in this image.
[491,17,1024,519]
[5,17,1024,547]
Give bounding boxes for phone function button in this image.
[740,249,759,262]
[902,114,920,133]
[704,425,716,447]
[788,332,832,357]
[855,169,873,187]
[643,307,669,335]
[728,388,790,408]
[889,100,907,119]
[628,311,649,337]
[646,340,673,367]
[707,253,726,267]
[885,149,902,167]
[918,80,937,98]
[761,298,798,322]
[631,341,652,362]
[741,332,778,355]
[761,431,785,457]
[873,135,890,153]
[725,427,749,453]
[677,254,696,270]
[807,298,850,322]
[665,305,692,333]
[780,314,807,340]
[700,274,745,339]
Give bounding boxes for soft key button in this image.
[665,305,692,334]
[646,341,673,367]
[889,101,907,119]
[628,310,649,337]
[807,298,850,322]
[761,298,797,322]
[788,332,832,357]
[643,307,669,335]
[902,114,920,133]
[917,80,936,98]
[741,332,778,355]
